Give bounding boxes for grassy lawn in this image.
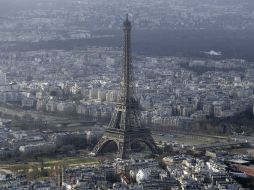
[41,156,99,167]
[0,156,99,172]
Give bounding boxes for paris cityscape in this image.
[0,0,254,189]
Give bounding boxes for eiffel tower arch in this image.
[91,15,160,159]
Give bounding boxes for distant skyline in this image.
[0,0,254,60]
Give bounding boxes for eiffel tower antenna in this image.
[91,15,160,159]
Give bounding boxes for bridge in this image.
[12,119,96,128]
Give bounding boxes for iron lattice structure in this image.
[91,15,160,159]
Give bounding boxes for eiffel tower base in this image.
[91,128,160,159]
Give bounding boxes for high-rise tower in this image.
[91,15,160,159]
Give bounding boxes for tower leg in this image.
[91,131,161,158]
[117,142,125,159]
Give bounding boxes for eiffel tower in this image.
[91,15,160,159]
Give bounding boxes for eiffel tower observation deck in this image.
[91,15,160,159]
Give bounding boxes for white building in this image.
[0,70,6,85]
[21,97,36,109]
[89,89,98,99]
[56,101,75,113]
[136,169,151,184]
[98,90,107,102]
[19,142,56,155]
